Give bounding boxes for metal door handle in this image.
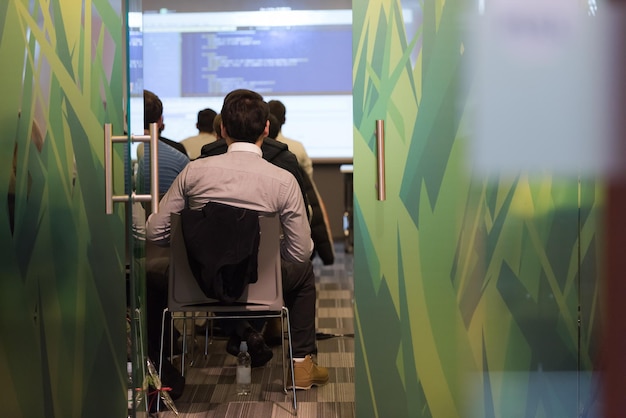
[376,120,386,201]
[104,123,159,214]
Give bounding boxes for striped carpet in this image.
[155,243,354,417]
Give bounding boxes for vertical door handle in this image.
[104,123,159,214]
[104,123,115,214]
[376,120,386,201]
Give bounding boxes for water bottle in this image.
[236,341,251,395]
[126,361,133,417]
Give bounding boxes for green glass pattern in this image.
[352,0,602,417]
[0,0,127,417]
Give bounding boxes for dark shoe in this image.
[262,317,283,347]
[159,358,186,400]
[226,334,242,357]
[245,329,273,368]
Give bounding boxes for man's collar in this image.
[227,141,263,157]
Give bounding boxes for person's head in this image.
[213,114,223,139]
[144,90,164,131]
[268,99,286,129]
[220,89,269,143]
[267,113,280,139]
[196,108,217,133]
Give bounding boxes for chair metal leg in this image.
[157,307,169,414]
[283,307,298,414]
[184,315,198,372]
[204,319,209,357]
[209,315,215,344]
[188,314,197,368]
[181,316,187,376]
[280,314,287,392]
[158,308,168,379]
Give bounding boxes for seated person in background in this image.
[213,113,223,139]
[267,112,281,140]
[181,108,217,160]
[137,90,188,158]
[136,89,189,401]
[266,114,334,266]
[136,90,189,197]
[147,89,329,389]
[268,99,313,180]
[268,102,335,265]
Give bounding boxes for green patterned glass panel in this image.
[352,0,603,417]
[0,1,127,416]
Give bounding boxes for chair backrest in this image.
[168,212,283,313]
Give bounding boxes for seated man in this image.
[180,108,218,160]
[146,89,328,389]
[201,115,334,266]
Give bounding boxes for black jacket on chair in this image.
[180,201,260,303]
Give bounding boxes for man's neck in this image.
[225,137,264,149]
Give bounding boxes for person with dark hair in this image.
[143,89,163,129]
[147,89,329,389]
[141,89,188,157]
[268,99,313,180]
[137,89,189,403]
[213,113,223,139]
[267,113,280,140]
[136,90,189,197]
[267,100,335,266]
[181,108,217,160]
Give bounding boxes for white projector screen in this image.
[131,4,353,160]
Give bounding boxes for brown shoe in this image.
[289,355,329,390]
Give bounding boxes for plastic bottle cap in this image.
[239,341,248,353]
